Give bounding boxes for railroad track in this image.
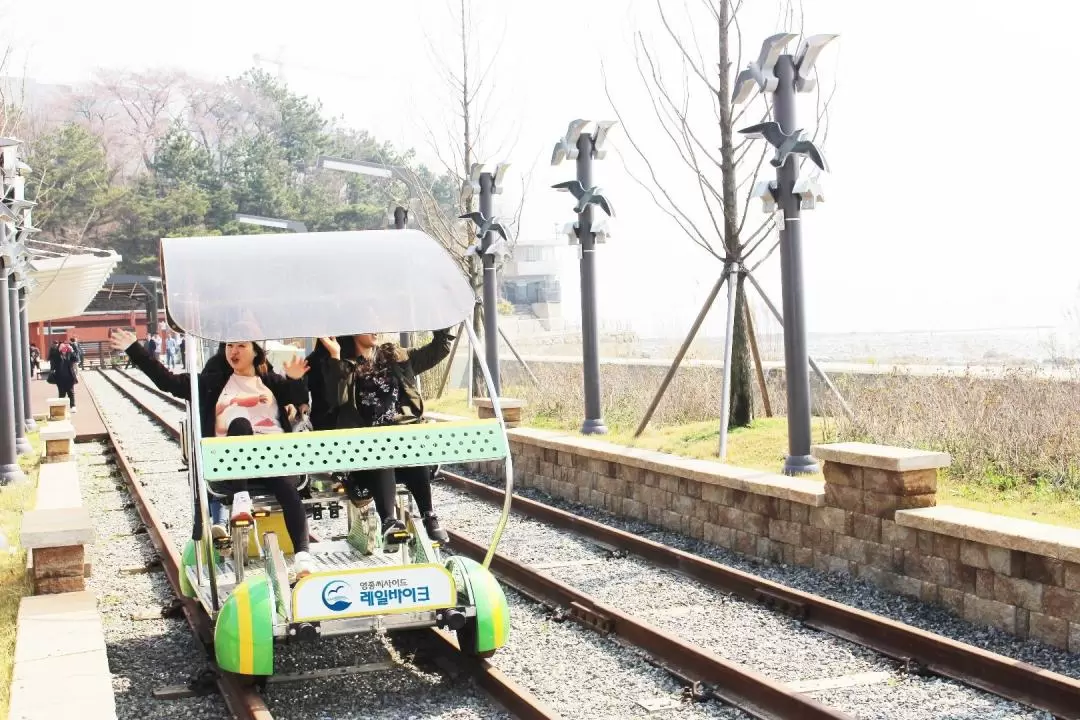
[94,368,1080,719]
[86,370,559,720]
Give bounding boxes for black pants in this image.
[224,418,310,553]
[57,382,75,407]
[347,466,436,523]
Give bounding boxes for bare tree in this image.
[416,0,534,393]
[94,69,186,176]
[606,0,835,430]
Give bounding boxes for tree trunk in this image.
[716,0,755,429]
[730,273,754,427]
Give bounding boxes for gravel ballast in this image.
[90,371,764,719]
[430,471,1075,720]
[80,440,231,719]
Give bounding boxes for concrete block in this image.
[8,592,116,720]
[20,508,94,549]
[39,422,75,442]
[34,461,81,511]
[46,399,69,421]
[475,397,525,426]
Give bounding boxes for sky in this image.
[5,0,1079,339]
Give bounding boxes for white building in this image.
[500,232,563,328]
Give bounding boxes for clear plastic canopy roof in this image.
[160,230,476,342]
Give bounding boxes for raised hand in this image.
[318,337,341,360]
[283,355,310,379]
[110,329,137,351]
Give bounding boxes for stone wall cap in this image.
[812,442,951,472]
[39,422,76,442]
[896,505,1080,564]
[45,398,69,408]
[35,462,82,511]
[508,426,825,505]
[426,411,469,422]
[473,398,525,409]
[20,507,94,549]
[10,591,116,720]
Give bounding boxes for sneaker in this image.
[292,551,315,580]
[423,512,449,544]
[211,524,229,541]
[231,491,254,526]
[381,517,409,551]
[69,407,77,414]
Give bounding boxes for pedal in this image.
[311,503,324,521]
[384,530,412,552]
[328,501,341,520]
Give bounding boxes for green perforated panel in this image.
[200,420,508,481]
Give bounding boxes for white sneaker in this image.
[211,524,229,541]
[293,551,315,580]
[69,407,77,414]
[230,491,254,525]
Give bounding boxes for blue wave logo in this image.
[321,580,352,612]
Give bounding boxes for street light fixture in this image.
[731,33,800,105]
[316,156,395,179]
[551,118,618,435]
[733,31,838,476]
[457,161,513,394]
[750,180,779,215]
[234,213,307,233]
[793,176,825,210]
[794,34,840,91]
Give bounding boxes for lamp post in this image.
[2,144,32,457]
[733,33,838,475]
[459,163,512,395]
[0,137,25,480]
[551,119,618,435]
[316,155,423,348]
[14,167,38,432]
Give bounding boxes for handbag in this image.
[45,371,56,385]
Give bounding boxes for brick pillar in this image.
[812,442,949,519]
[32,545,86,594]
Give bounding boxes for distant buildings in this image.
[500,231,563,329]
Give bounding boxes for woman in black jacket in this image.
[308,329,454,547]
[110,329,316,577]
[49,341,79,411]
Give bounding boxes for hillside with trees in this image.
[20,68,460,275]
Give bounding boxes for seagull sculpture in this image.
[551,180,614,217]
[738,121,828,173]
[458,211,509,242]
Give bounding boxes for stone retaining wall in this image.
[461,428,1080,652]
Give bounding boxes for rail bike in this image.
[161,229,513,677]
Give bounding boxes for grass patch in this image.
[428,384,1080,529]
[427,389,832,476]
[937,475,1080,529]
[0,433,42,719]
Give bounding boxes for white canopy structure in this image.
[161,229,475,342]
[25,250,122,323]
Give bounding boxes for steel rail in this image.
[92,369,565,720]
[86,374,272,720]
[436,469,1080,720]
[447,529,852,720]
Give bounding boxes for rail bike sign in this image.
[291,564,457,622]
